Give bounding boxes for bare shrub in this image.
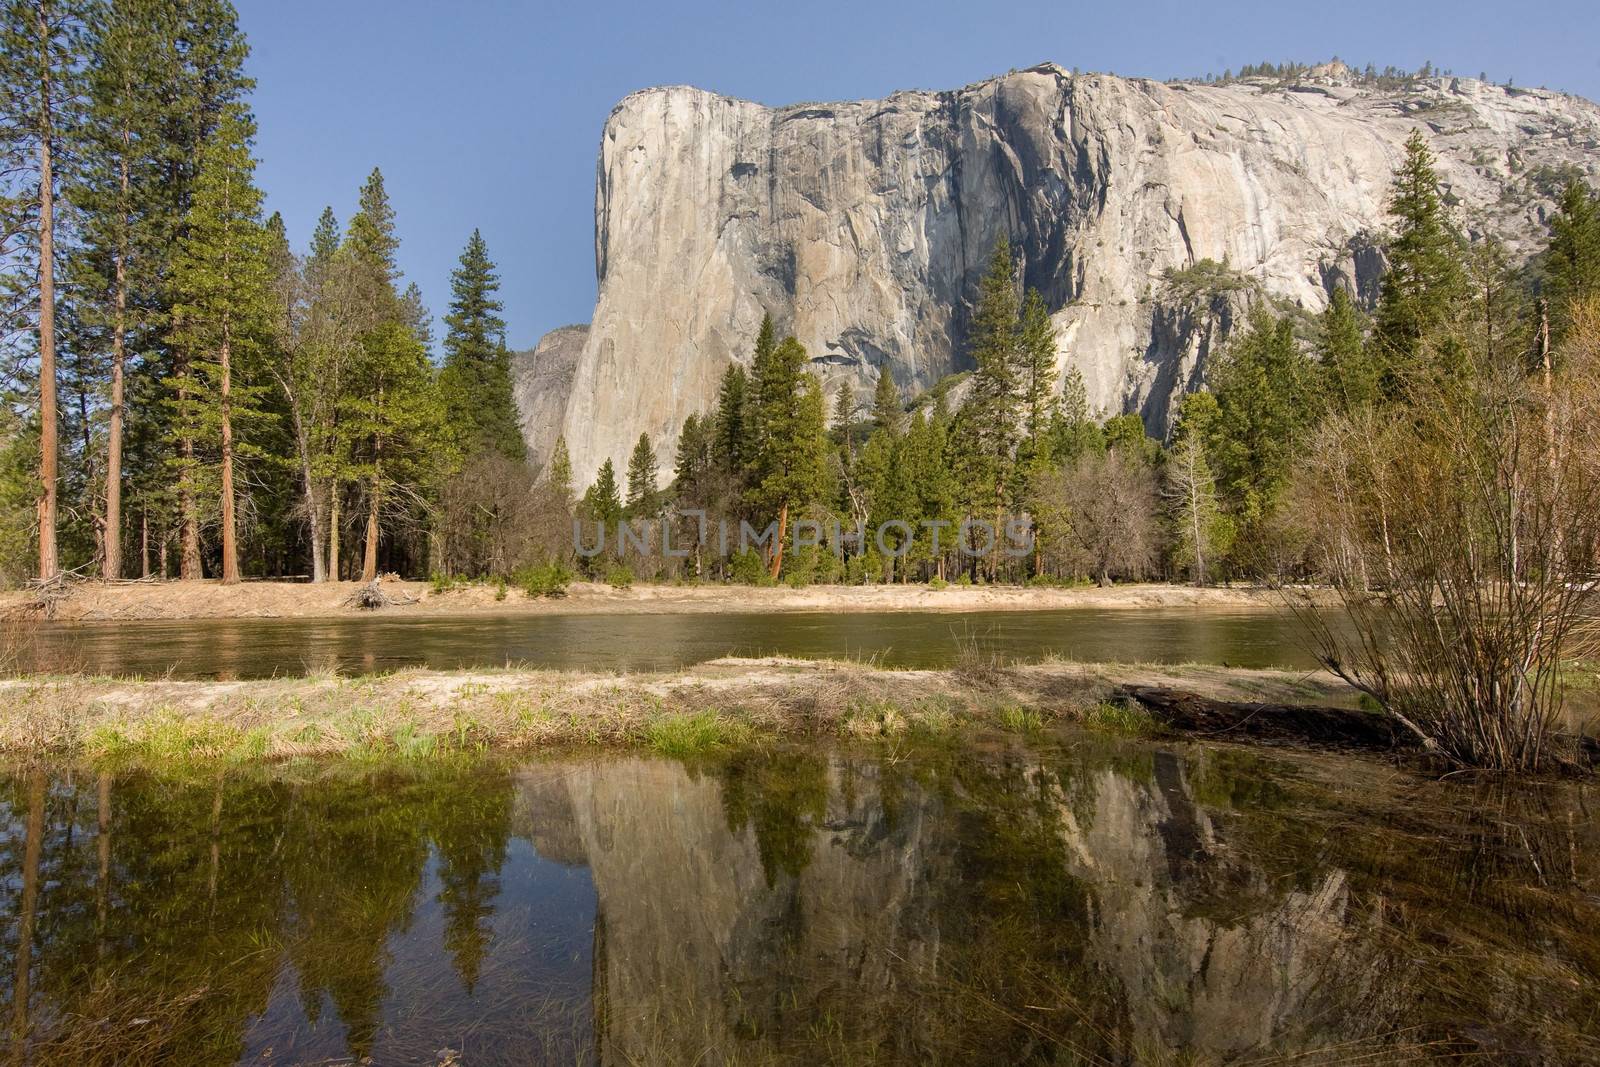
[1290,289,1600,771]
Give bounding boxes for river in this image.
[11,606,1328,678]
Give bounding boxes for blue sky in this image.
[240,0,1600,351]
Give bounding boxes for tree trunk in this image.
[360,474,381,583]
[767,500,789,580]
[328,486,341,581]
[103,150,130,580]
[140,508,149,579]
[179,421,201,579]
[35,8,58,582]
[219,325,239,584]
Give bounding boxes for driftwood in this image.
[25,572,76,620]
[344,577,419,610]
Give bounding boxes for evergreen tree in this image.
[166,102,273,584]
[1318,285,1377,414]
[0,0,93,579]
[438,229,521,459]
[1102,413,1158,465]
[1545,179,1600,339]
[748,331,826,578]
[625,432,657,514]
[1015,287,1056,467]
[712,362,748,479]
[543,435,572,505]
[870,366,901,436]
[1209,308,1319,534]
[339,168,440,582]
[1373,130,1465,389]
[581,458,622,528]
[952,236,1020,574]
[64,0,176,577]
[1046,366,1104,463]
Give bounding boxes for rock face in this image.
[512,324,586,470]
[521,63,1600,484]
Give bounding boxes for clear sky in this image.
[239,0,1600,352]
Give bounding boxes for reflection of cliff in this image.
[559,748,1420,1064]
[561,755,947,1063]
[1054,750,1405,1059]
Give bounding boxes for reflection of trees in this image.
[1,746,1595,1064]
[719,750,829,886]
[0,763,517,1064]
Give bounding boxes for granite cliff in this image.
[518,62,1600,483]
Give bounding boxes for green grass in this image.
[642,709,754,757]
[1080,701,1163,738]
[995,703,1048,735]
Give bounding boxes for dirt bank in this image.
[0,577,1298,622]
[0,656,1358,761]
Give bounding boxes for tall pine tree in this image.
[1373,130,1464,389]
[438,229,522,460]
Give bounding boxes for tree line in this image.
[1,0,525,586]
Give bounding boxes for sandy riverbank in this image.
[0,655,1360,760]
[1,577,1299,622]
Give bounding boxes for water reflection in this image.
[1,740,1594,1064]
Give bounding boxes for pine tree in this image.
[0,0,92,579]
[1373,130,1465,389]
[167,102,273,584]
[544,435,572,504]
[64,0,175,577]
[1545,180,1600,339]
[339,168,439,582]
[625,432,657,515]
[1209,307,1319,531]
[953,235,1021,575]
[712,362,748,479]
[870,366,902,436]
[438,229,522,460]
[748,330,826,578]
[1318,286,1377,414]
[1046,366,1104,463]
[581,458,622,528]
[1015,287,1056,466]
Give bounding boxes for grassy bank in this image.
[0,657,1355,764]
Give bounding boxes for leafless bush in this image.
[1290,291,1600,771]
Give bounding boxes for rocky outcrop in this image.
[512,323,586,472]
[525,63,1600,483]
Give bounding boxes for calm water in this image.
[13,607,1327,678]
[2,738,1597,1065]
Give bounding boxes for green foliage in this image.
[1208,307,1320,532]
[1160,258,1257,308]
[1317,286,1378,414]
[1374,131,1467,387]
[624,432,658,515]
[1545,180,1600,339]
[437,230,522,461]
[604,562,634,590]
[581,458,622,527]
[515,559,571,598]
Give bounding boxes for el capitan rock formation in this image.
[518,62,1600,483]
